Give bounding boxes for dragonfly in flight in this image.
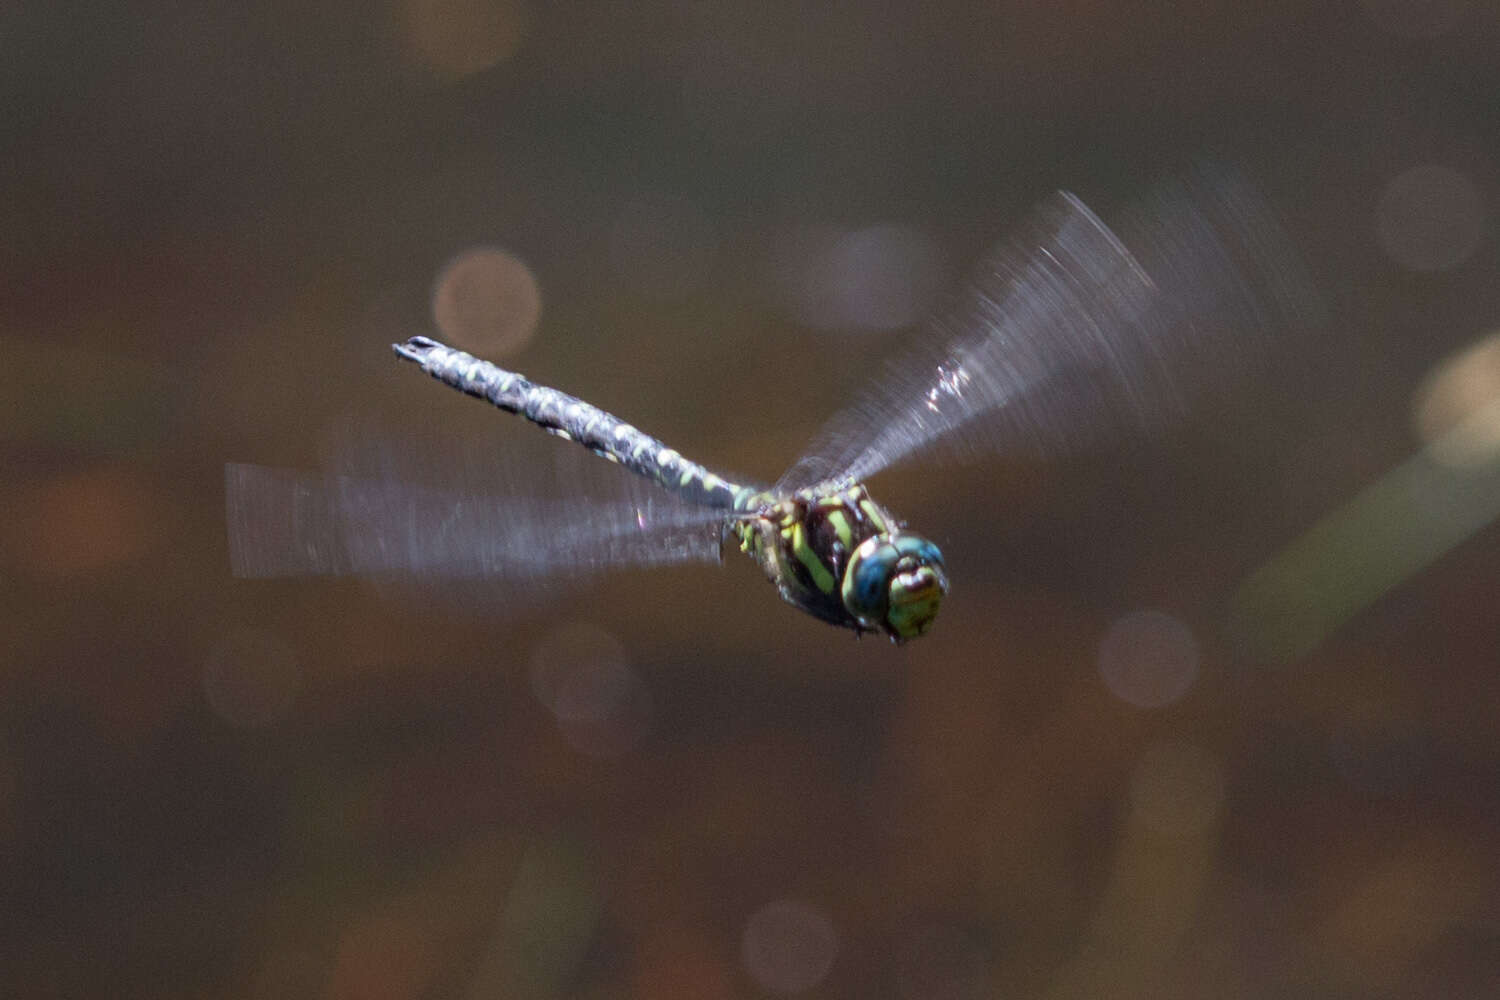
[227,168,1314,641]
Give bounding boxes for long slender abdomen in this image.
[394,336,757,510]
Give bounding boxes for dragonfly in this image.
[227,168,1315,642]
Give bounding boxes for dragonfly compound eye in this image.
[842,533,948,640]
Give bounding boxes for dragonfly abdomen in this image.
[395,336,757,511]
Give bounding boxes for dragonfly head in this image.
[842,532,948,641]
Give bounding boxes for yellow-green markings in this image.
[858,497,888,533]
[789,521,837,594]
[825,508,853,550]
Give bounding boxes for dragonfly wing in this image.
[226,428,731,611]
[777,166,1321,492]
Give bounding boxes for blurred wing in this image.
[226,427,730,612]
[777,166,1322,491]
[225,465,726,578]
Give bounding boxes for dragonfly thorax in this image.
[735,483,947,642]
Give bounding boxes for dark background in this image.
[4,2,1499,997]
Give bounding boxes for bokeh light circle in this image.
[1375,165,1486,273]
[1097,610,1200,708]
[740,898,839,994]
[396,0,529,82]
[776,224,946,332]
[431,246,541,358]
[529,623,652,757]
[1412,329,1500,467]
[5,465,157,579]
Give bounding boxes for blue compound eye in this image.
[893,535,944,569]
[842,533,948,639]
[883,534,948,641]
[849,542,897,619]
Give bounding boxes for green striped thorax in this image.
[734,483,948,642]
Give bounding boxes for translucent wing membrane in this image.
[777,166,1321,492]
[226,426,731,613]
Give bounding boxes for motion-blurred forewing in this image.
[777,166,1321,492]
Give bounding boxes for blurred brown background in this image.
[4,1,1500,997]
